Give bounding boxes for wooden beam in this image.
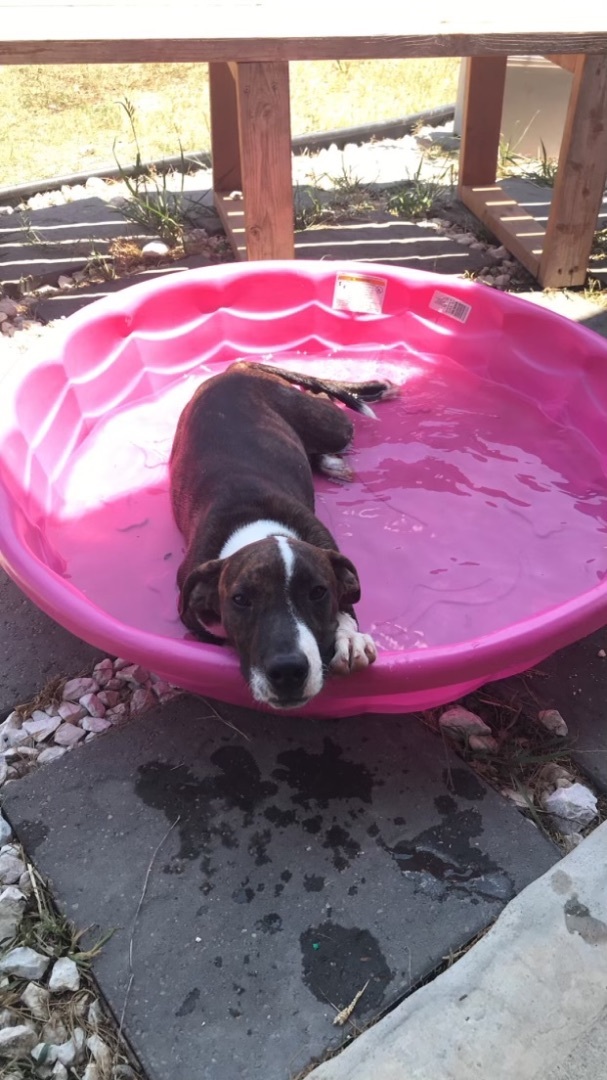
[539,54,607,288]
[209,62,242,193]
[458,57,507,188]
[233,60,294,260]
[459,184,543,277]
[544,53,583,76]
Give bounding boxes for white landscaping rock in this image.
[79,693,107,718]
[537,709,568,737]
[439,706,492,739]
[82,1065,101,1080]
[37,746,68,765]
[141,240,170,257]
[48,956,80,993]
[0,811,12,845]
[115,664,148,686]
[0,1022,38,1058]
[23,711,61,742]
[106,703,129,724]
[97,690,120,708]
[0,713,30,750]
[468,734,499,753]
[0,754,8,786]
[542,782,598,835]
[52,1064,69,1080]
[54,724,86,748]
[0,852,25,885]
[62,677,98,702]
[0,945,50,980]
[87,1032,112,1073]
[54,1026,86,1066]
[93,659,114,686]
[20,980,50,1018]
[57,701,88,723]
[81,715,112,734]
[0,886,26,943]
[130,687,156,714]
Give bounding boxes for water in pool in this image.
[45,351,607,654]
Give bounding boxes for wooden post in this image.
[458,56,508,188]
[209,61,242,192]
[539,54,607,288]
[234,60,294,260]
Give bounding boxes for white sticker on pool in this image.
[429,291,472,324]
[333,272,387,314]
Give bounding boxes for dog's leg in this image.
[330,612,377,674]
[312,453,355,483]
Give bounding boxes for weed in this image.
[112,97,208,246]
[387,157,455,221]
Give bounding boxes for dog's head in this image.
[179,536,361,710]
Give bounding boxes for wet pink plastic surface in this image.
[1,261,607,716]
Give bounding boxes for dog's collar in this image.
[219,519,300,559]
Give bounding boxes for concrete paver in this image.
[3,697,557,1080]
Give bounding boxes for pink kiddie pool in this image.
[1,261,607,717]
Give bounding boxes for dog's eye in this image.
[309,585,328,602]
[232,593,252,609]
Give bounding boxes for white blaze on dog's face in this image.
[181,535,362,710]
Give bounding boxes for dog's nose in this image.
[267,654,310,691]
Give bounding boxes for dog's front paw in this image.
[330,612,377,674]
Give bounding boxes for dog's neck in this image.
[219,519,300,559]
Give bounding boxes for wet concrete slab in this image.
[3,696,558,1080]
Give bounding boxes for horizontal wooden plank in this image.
[0,6,606,64]
[458,184,543,277]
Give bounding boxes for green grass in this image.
[0,58,460,188]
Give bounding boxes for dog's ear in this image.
[328,551,361,605]
[179,559,224,631]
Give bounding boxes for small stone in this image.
[538,762,573,788]
[0,1022,38,1058]
[130,687,155,714]
[37,746,68,765]
[141,240,170,258]
[57,701,87,723]
[0,886,26,943]
[151,680,175,700]
[115,664,148,686]
[555,777,573,789]
[0,945,50,980]
[97,690,120,708]
[36,284,60,298]
[87,999,103,1028]
[493,274,510,289]
[106,703,129,724]
[113,658,130,670]
[42,1017,68,1044]
[438,705,492,738]
[0,755,8,786]
[598,648,606,658]
[468,733,499,753]
[23,712,61,743]
[20,980,50,1019]
[87,1033,111,1074]
[93,659,114,686]
[62,677,98,702]
[4,744,38,759]
[500,788,530,810]
[0,812,12,845]
[48,957,80,993]
[542,782,598,835]
[0,297,19,318]
[491,245,508,259]
[0,321,16,337]
[537,709,568,737]
[79,693,106,719]
[54,724,86,747]
[562,833,583,853]
[82,1065,101,1080]
[32,1041,59,1065]
[0,853,25,885]
[82,716,112,734]
[104,678,122,691]
[1,713,30,750]
[55,1026,85,1066]
[57,275,73,289]
[52,1063,68,1080]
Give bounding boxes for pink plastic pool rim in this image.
[1,260,607,717]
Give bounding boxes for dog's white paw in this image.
[318,454,354,483]
[330,613,377,674]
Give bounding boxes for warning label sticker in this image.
[333,273,387,315]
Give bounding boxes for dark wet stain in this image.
[214,957,223,968]
[302,816,323,835]
[435,794,457,816]
[134,749,278,870]
[14,818,49,854]
[257,883,265,893]
[348,885,358,896]
[175,988,200,1017]
[304,874,325,892]
[367,822,380,838]
[564,896,607,943]
[274,884,284,897]
[281,870,292,882]
[232,880,255,904]
[233,983,246,995]
[393,816,406,826]
[383,808,514,904]
[249,829,272,867]
[323,824,361,872]
[444,768,486,801]
[264,805,297,828]
[256,913,283,935]
[229,1008,241,1019]
[300,922,392,1013]
[273,738,373,808]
